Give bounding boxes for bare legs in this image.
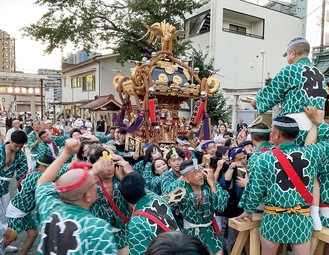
[118,246,129,255]
[260,236,310,255]
[21,229,38,255]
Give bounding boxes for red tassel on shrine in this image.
[190,100,205,126]
[148,98,159,125]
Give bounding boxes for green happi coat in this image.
[8,164,69,233]
[51,135,68,147]
[36,141,59,159]
[132,160,145,175]
[96,135,112,144]
[248,141,273,175]
[160,169,180,195]
[256,57,327,146]
[165,180,229,254]
[239,123,329,243]
[319,170,329,227]
[128,191,178,255]
[141,162,154,190]
[8,171,41,232]
[36,182,117,254]
[27,131,39,161]
[90,177,130,249]
[0,144,28,197]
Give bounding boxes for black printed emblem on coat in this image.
[144,200,178,235]
[39,213,80,254]
[275,152,309,191]
[302,66,327,99]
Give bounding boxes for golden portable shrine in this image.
[112,20,220,148]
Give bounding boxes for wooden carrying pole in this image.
[229,214,329,255]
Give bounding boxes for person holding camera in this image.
[219,147,248,254]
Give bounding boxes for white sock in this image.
[310,205,322,231]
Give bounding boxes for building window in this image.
[83,74,95,91]
[185,11,211,37]
[229,24,247,35]
[71,78,77,88]
[71,73,95,90]
[71,77,82,88]
[77,77,82,87]
[222,9,264,39]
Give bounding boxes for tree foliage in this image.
[22,0,208,64]
[206,92,231,124]
[192,48,231,124]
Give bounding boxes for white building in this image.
[185,0,306,129]
[61,54,134,125]
[37,69,62,113]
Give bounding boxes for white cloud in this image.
[0,0,326,73]
[0,0,61,73]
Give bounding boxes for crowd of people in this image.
[0,37,327,255]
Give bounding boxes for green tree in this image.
[22,0,208,64]
[191,48,231,124]
[206,91,231,124]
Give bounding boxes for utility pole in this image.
[320,0,326,52]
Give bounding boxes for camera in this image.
[236,167,247,178]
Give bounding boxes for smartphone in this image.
[236,167,247,178]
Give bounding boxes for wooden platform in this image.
[229,214,329,255]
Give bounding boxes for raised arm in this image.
[37,138,80,186]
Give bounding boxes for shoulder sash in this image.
[132,210,170,232]
[17,170,36,191]
[272,148,313,205]
[98,179,130,223]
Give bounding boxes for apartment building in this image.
[185,0,306,128]
[37,69,62,112]
[0,30,15,72]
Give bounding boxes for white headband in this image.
[176,138,190,146]
[273,121,299,128]
[180,158,198,174]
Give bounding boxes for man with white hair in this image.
[164,159,229,255]
[45,120,61,136]
[5,120,21,143]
